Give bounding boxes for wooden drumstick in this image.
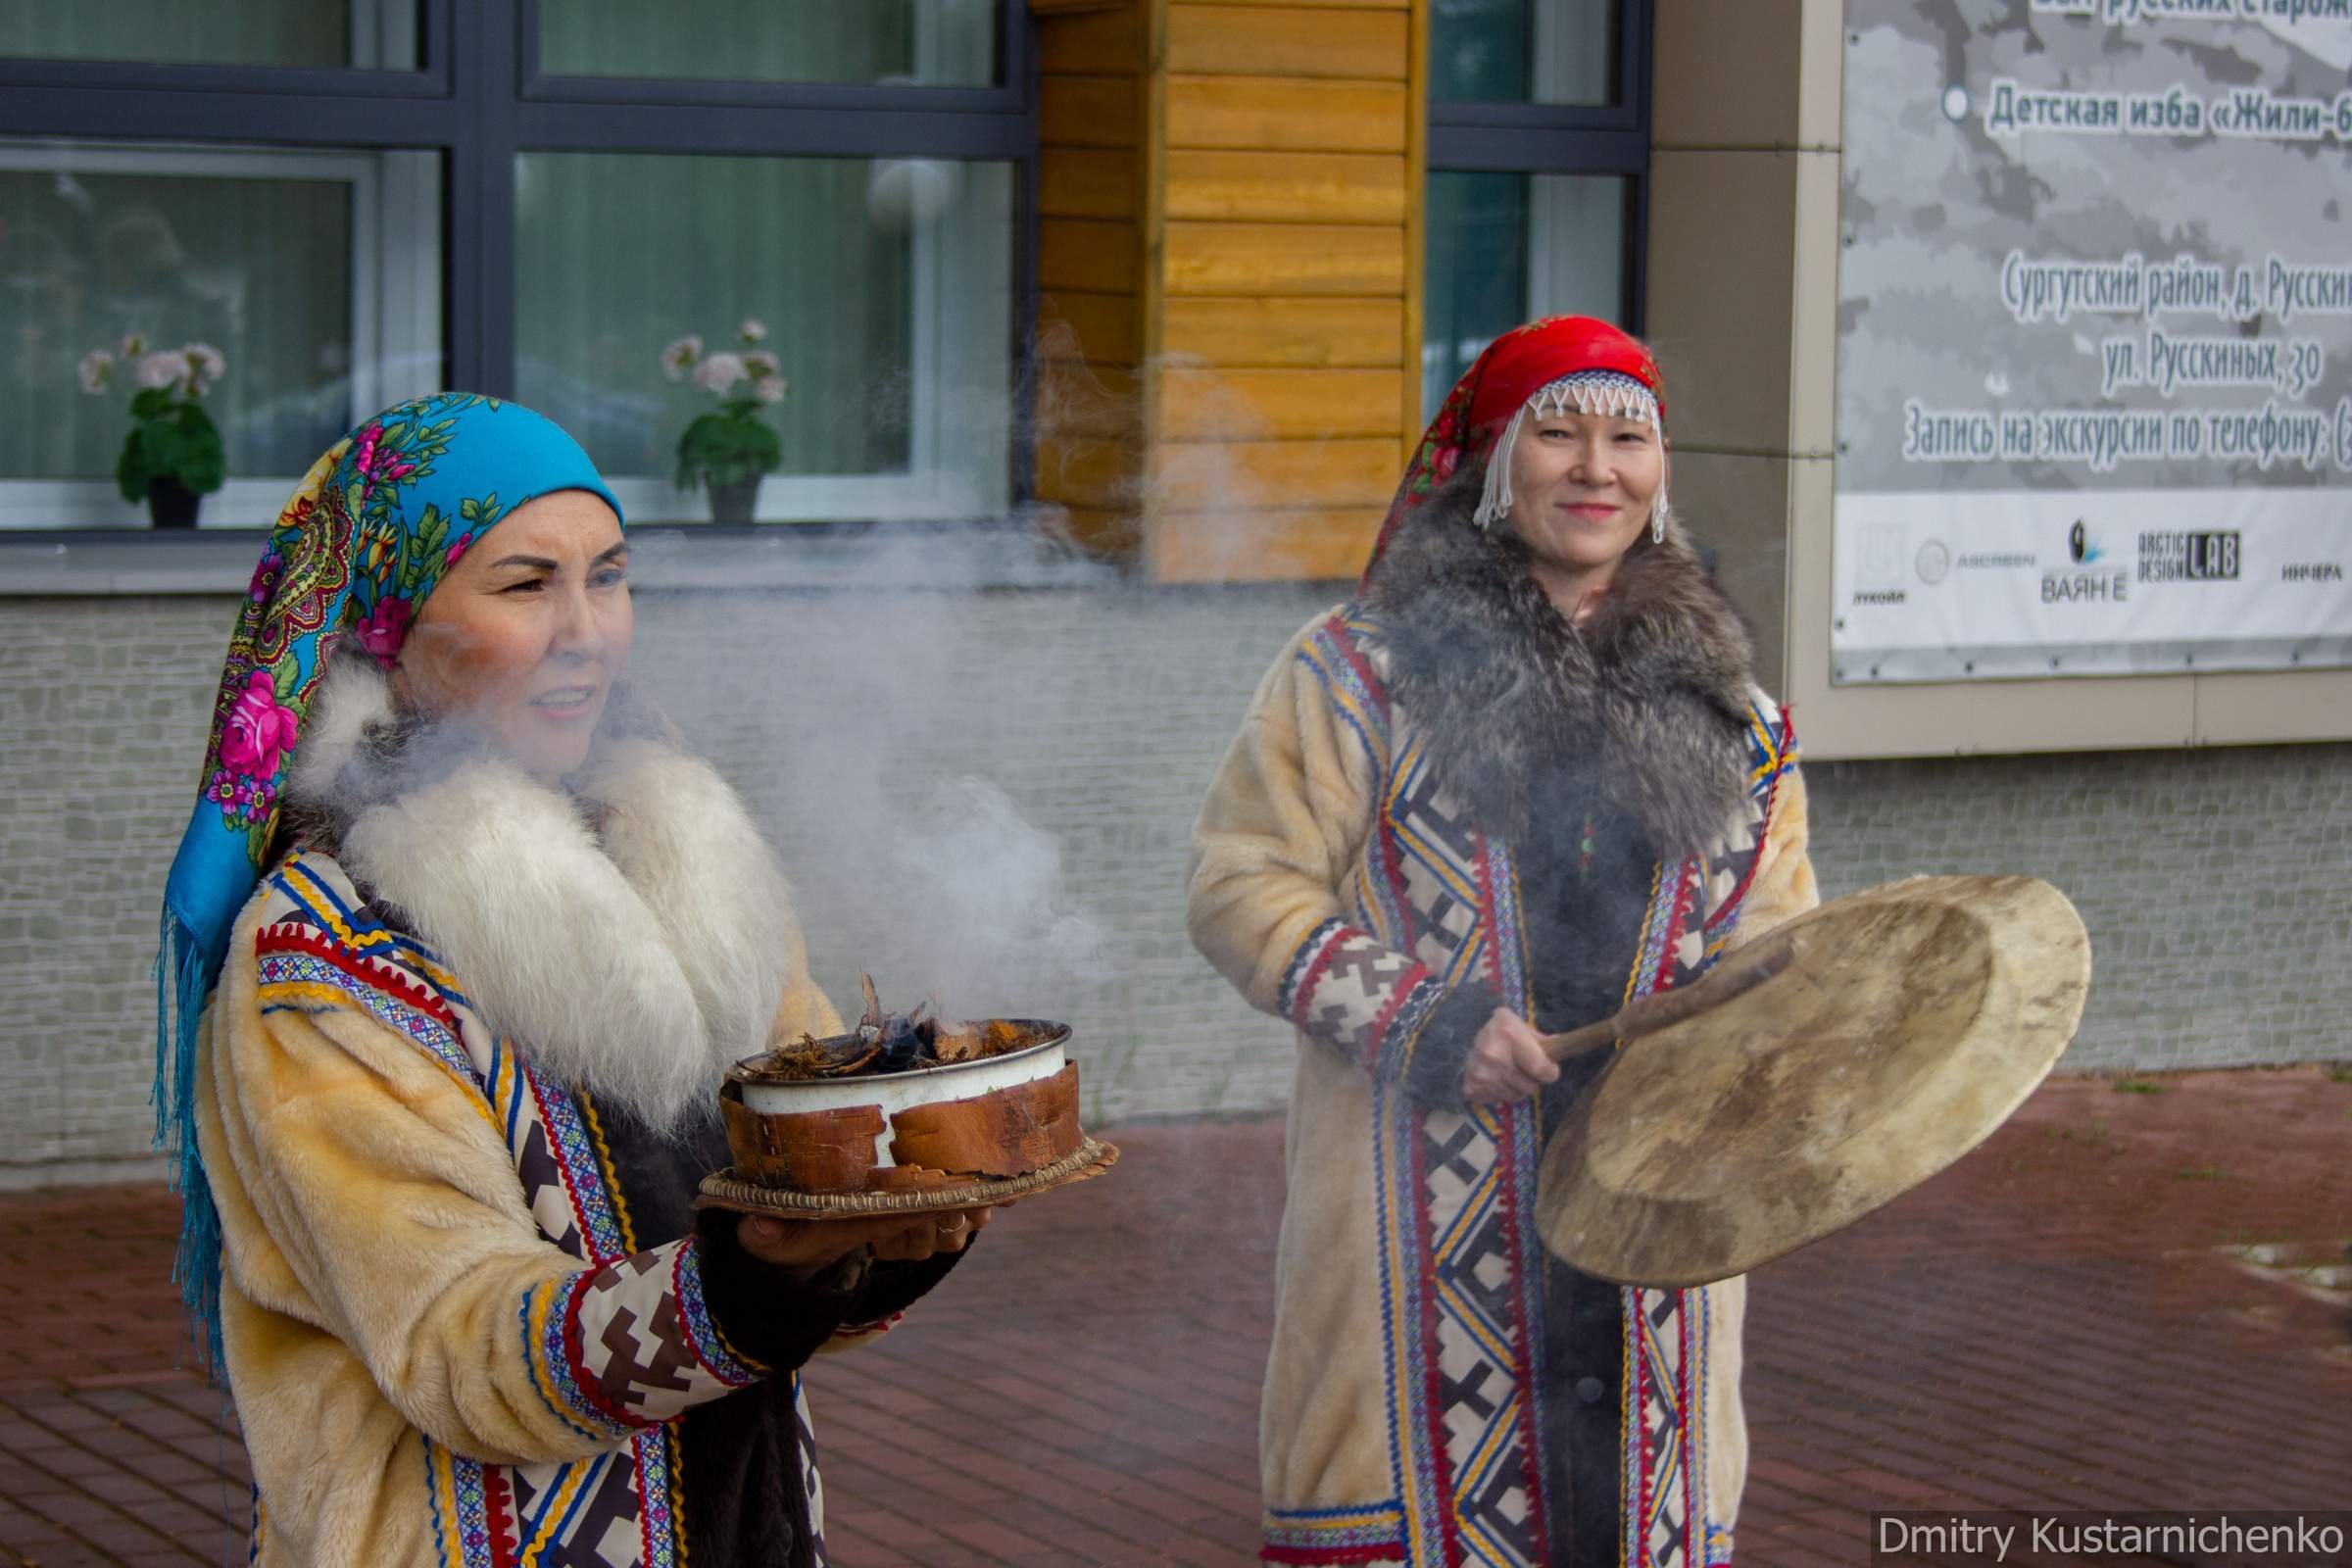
[1541,942,1794,1063]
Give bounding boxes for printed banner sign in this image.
[1834,0,2352,683]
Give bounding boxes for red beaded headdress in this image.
[1361,316,1667,585]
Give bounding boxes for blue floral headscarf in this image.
[157,392,621,1372]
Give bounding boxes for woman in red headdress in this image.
[1188,318,1818,1567]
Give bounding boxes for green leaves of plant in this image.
[674,408,783,491]
[113,394,226,502]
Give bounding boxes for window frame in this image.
[0,0,1042,538]
[1425,0,1655,335]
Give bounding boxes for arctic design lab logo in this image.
[2138,530,2240,583]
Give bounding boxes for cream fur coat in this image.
[1188,497,1817,1568]
[195,656,865,1567]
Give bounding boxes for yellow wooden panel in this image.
[1038,290,1143,363]
[1048,505,1144,559]
[1041,147,1142,220]
[1158,368,1402,440]
[1165,220,1403,296]
[1036,436,1142,510]
[1041,75,1141,148]
[1164,149,1406,223]
[1166,76,1408,152]
[1178,0,1404,8]
[1038,6,1142,74]
[1166,5,1407,79]
[1161,296,1403,367]
[1038,359,1144,439]
[1150,506,1386,582]
[1152,438,1398,510]
[1040,219,1141,294]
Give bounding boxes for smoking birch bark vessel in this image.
[702,984,1117,1219]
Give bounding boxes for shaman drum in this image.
[1534,875,2090,1288]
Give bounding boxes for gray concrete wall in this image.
[2,584,2345,1180]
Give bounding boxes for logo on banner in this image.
[1916,539,1951,584]
[2138,531,2240,583]
[2280,562,2344,582]
[2046,518,2128,604]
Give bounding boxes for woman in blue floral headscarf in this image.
[162,394,985,1568]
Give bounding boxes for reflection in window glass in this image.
[1423,172,1628,416]
[538,0,999,87]
[514,152,1014,523]
[0,143,443,527]
[1430,0,1617,107]
[0,1,420,70]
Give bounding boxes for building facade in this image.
[1,0,2345,1181]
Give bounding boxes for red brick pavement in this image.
[0,1065,2345,1566]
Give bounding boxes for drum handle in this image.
[1542,942,1794,1062]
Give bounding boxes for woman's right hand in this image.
[736,1206,996,1277]
[1459,1007,1561,1105]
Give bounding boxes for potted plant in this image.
[662,318,787,524]
[78,337,227,528]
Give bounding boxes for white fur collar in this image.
[285,656,801,1129]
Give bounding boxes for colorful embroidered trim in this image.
[672,1242,764,1388]
[1264,1501,1410,1563]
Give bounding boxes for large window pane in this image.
[1424,172,1628,416]
[1431,0,1618,107]
[0,1,420,70]
[538,0,999,88]
[514,151,1014,523]
[0,142,443,527]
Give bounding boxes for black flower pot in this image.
[146,477,201,530]
[707,477,761,526]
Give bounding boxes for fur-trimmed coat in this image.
[196,652,948,1568]
[1188,470,1818,1568]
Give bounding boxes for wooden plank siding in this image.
[1159,368,1402,440]
[1032,3,1150,544]
[1164,149,1407,224]
[1144,0,1423,581]
[1027,0,1425,580]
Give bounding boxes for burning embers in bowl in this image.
[760,974,1047,1080]
[711,974,1112,1206]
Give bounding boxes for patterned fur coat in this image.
[196,652,949,1568]
[1189,468,1818,1567]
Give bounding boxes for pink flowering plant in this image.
[76,336,229,502]
[661,318,787,493]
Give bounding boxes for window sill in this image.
[0,523,1120,598]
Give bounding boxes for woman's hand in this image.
[735,1206,997,1277]
[1458,1007,1561,1105]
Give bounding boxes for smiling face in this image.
[392,489,632,781]
[1503,409,1665,592]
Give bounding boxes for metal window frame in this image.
[1426,0,1653,331]
[0,0,1042,539]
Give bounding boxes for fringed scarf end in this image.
[155,907,227,1381]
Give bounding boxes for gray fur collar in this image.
[1361,460,1759,859]
[279,650,801,1128]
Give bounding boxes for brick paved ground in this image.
[1,1065,2345,1567]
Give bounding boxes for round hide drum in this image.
[1534,874,2090,1288]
